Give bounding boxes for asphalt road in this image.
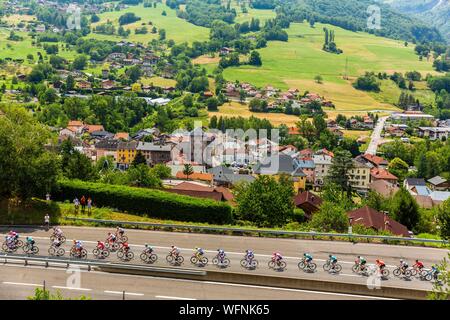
[0,263,394,300]
[365,116,388,155]
[1,226,447,293]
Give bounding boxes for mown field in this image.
[87,3,209,44]
[203,21,442,116]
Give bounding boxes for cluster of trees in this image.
[427,75,450,119]
[36,95,155,132]
[209,115,273,135]
[398,92,420,110]
[118,13,141,25]
[0,106,59,201]
[353,72,380,92]
[380,139,450,181]
[322,27,342,54]
[178,0,236,27]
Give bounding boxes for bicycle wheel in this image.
[121,236,128,242]
[393,268,401,277]
[57,248,65,256]
[80,249,87,259]
[117,250,124,259]
[102,250,110,258]
[410,268,418,277]
[298,261,305,270]
[309,263,317,271]
[212,257,219,265]
[222,258,230,267]
[278,261,287,270]
[268,260,276,269]
[381,269,389,277]
[16,240,23,247]
[149,254,158,263]
[166,254,174,263]
[176,256,184,264]
[190,256,198,264]
[60,236,66,243]
[32,246,39,254]
[200,257,208,265]
[140,252,149,262]
[251,260,258,268]
[352,264,359,273]
[22,245,30,254]
[404,270,412,278]
[1,243,7,252]
[323,262,331,271]
[126,252,134,260]
[240,259,247,268]
[93,249,100,257]
[334,264,342,273]
[48,247,56,256]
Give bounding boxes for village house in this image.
[95,139,119,161]
[368,180,399,198]
[253,154,307,192]
[370,168,398,185]
[349,158,372,193]
[294,191,323,219]
[117,141,138,169]
[417,127,450,141]
[207,165,255,187]
[136,141,174,165]
[427,176,450,191]
[313,154,332,189]
[348,206,409,237]
[403,178,431,196]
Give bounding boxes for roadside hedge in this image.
[54,180,233,224]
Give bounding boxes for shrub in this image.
[54,180,233,224]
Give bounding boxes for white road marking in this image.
[52,286,91,291]
[104,290,144,296]
[155,295,196,300]
[3,281,43,287]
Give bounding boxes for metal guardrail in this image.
[63,217,449,245]
[0,253,207,276]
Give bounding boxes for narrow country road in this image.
[365,116,389,155]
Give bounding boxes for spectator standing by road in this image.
[73,197,80,214]
[80,195,86,214]
[44,214,50,231]
[46,193,51,201]
[87,197,92,216]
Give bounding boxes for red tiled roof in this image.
[168,182,233,202]
[347,206,409,237]
[85,125,105,133]
[294,191,323,208]
[68,120,84,127]
[363,154,389,167]
[370,168,398,181]
[175,171,213,182]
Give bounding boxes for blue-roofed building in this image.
[430,191,450,203]
[404,178,431,196]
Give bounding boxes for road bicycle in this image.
[22,244,39,255]
[212,254,230,268]
[240,257,258,269]
[117,248,134,261]
[166,253,184,265]
[268,258,287,271]
[298,258,317,272]
[190,254,208,266]
[48,246,65,257]
[93,247,110,259]
[323,259,342,273]
[140,250,158,264]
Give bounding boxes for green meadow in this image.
[87,3,209,44]
[217,22,440,113]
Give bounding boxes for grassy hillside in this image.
[87,3,209,44]
[213,22,439,113]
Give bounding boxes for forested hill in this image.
[386,0,450,43]
[257,0,444,44]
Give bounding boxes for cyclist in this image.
[107,232,116,244]
[413,259,424,271]
[26,236,35,248]
[245,249,254,262]
[376,259,386,271]
[53,227,63,239]
[144,244,154,254]
[5,235,15,250]
[73,240,83,254]
[217,248,226,263]
[170,245,180,257]
[116,227,125,238]
[97,240,105,251]
[272,252,283,266]
[431,265,440,280]
[194,247,205,259]
[121,242,130,253]
[304,253,313,263]
[399,259,409,274]
[329,254,338,269]
[356,255,367,271]
[51,238,62,248]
